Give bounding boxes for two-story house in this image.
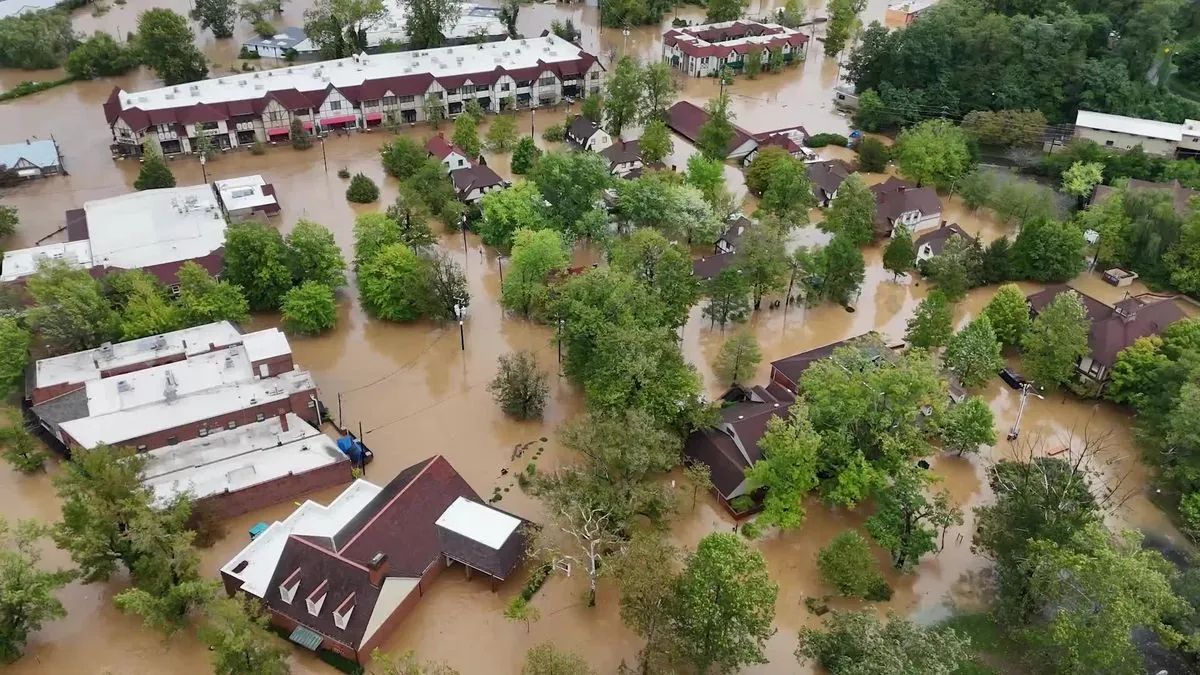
[871,176,943,238]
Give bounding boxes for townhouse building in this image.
[104,36,604,157]
[662,20,809,78]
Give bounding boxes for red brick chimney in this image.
[279,413,289,432]
[367,552,389,587]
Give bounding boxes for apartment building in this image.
[104,36,603,157]
[662,20,809,78]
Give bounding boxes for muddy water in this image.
[0,3,1191,674]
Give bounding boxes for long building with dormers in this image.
[103,36,604,157]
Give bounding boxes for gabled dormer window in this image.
[306,579,329,616]
[333,592,356,630]
[279,568,301,604]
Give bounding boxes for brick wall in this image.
[29,381,84,406]
[62,384,319,451]
[198,457,352,520]
[251,353,295,378]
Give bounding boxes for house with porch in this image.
[219,455,526,664]
[871,176,942,238]
[565,116,613,153]
[103,36,603,157]
[599,139,664,177]
[662,20,809,78]
[1025,286,1186,390]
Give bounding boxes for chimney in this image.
[279,413,289,432]
[367,552,389,587]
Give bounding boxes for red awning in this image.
[365,112,384,122]
[302,120,314,130]
[321,115,357,126]
[267,126,290,136]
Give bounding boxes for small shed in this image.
[434,497,527,584]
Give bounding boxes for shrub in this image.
[337,167,350,179]
[281,281,337,335]
[541,122,565,142]
[252,19,275,37]
[289,118,311,150]
[817,531,884,598]
[237,45,261,60]
[855,136,889,172]
[729,495,755,512]
[487,350,550,420]
[520,563,553,601]
[1181,492,1200,536]
[865,577,893,601]
[345,173,380,203]
[249,140,266,155]
[807,133,849,148]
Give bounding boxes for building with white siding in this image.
[662,20,808,78]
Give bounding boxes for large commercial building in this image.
[104,36,604,157]
[1073,110,1200,157]
[0,176,278,285]
[26,322,353,517]
[662,20,809,78]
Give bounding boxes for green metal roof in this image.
[288,625,323,651]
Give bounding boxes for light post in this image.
[454,304,465,351]
[497,254,504,284]
[320,134,328,173]
[556,318,564,368]
[460,214,468,256]
[1007,381,1045,441]
[199,153,207,183]
[530,108,535,138]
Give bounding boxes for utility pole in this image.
[199,153,208,183]
[320,135,328,172]
[1007,381,1044,441]
[455,304,465,351]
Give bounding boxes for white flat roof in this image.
[214,175,277,212]
[242,328,291,362]
[435,496,520,549]
[117,35,591,113]
[360,3,505,48]
[142,413,345,506]
[1,240,93,282]
[86,184,227,271]
[33,321,243,390]
[83,344,257,417]
[887,0,938,12]
[220,478,384,597]
[60,368,315,448]
[1075,110,1183,142]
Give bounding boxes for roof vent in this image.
[116,380,132,393]
[165,93,175,100]
[238,80,247,86]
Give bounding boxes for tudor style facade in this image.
[662,20,809,78]
[104,37,604,157]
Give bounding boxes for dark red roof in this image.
[806,159,851,198]
[451,164,505,196]
[665,101,755,157]
[177,103,227,125]
[1025,286,1186,367]
[425,133,471,162]
[266,89,313,111]
[65,208,88,242]
[692,251,738,280]
[683,385,795,498]
[769,333,877,390]
[103,86,122,125]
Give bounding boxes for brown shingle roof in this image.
[806,160,851,200]
[914,223,974,257]
[683,385,795,498]
[265,536,381,650]
[692,251,738,280]
[600,139,641,165]
[566,116,601,146]
[665,101,755,157]
[871,177,942,236]
[450,164,505,197]
[1025,286,1186,367]
[769,333,880,391]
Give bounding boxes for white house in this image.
[565,116,613,153]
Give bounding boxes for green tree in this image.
[1105,336,1170,408]
[191,0,237,38]
[501,228,568,317]
[498,0,519,37]
[549,17,578,42]
[530,152,612,238]
[452,113,481,158]
[134,149,177,191]
[0,205,16,239]
[612,532,679,674]
[302,0,386,57]
[980,236,1012,285]
[796,610,971,675]
[703,265,751,329]
[386,187,437,250]
[424,96,446,129]
[26,262,121,356]
[346,172,380,203]
[1009,218,1085,282]
[580,94,603,124]
[820,173,876,246]
[883,225,916,280]
[866,467,963,571]
[1060,161,1105,201]
[696,90,735,160]
[737,223,789,309]
[112,507,215,635]
[1021,290,1091,391]
[0,11,75,70]
[924,235,981,302]
[957,168,996,211]
[176,261,250,325]
[684,154,727,208]
[936,396,995,456]
[819,234,866,306]
[400,0,463,49]
[714,332,761,385]
[522,644,594,675]
[1022,524,1185,675]
[639,119,673,166]
[281,281,337,334]
[223,222,293,311]
[370,648,460,675]
[893,119,973,190]
[961,110,1046,148]
[671,533,778,673]
[510,136,541,174]
[380,136,428,179]
[744,410,821,532]
[357,243,428,322]
[135,9,208,85]
[855,136,889,173]
[0,412,47,474]
[0,317,29,397]
[289,118,312,150]
[487,350,549,420]
[421,251,469,322]
[503,596,541,633]
[640,62,677,124]
[0,518,73,664]
[199,594,291,675]
[705,0,747,21]
[604,57,642,138]
[824,0,866,57]
[817,531,883,598]
[463,98,485,123]
[119,273,181,340]
[904,290,953,350]
[758,155,816,226]
[479,180,550,249]
[981,283,1030,348]
[487,115,518,152]
[945,315,1004,388]
[286,219,346,288]
[66,32,138,80]
[744,47,764,78]
[744,145,790,196]
[991,175,1061,228]
[610,228,699,328]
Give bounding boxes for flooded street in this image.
[0,1,1192,673]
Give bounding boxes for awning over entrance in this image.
[288,625,323,651]
[321,115,357,126]
[365,112,384,122]
[267,126,290,137]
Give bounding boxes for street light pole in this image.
[530,108,535,138]
[455,304,465,351]
[199,153,207,183]
[1007,382,1044,441]
[461,215,468,256]
[497,254,504,284]
[320,135,328,173]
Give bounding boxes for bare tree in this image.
[530,502,621,607]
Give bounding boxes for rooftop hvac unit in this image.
[117,380,132,393]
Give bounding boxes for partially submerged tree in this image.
[982,283,1031,348]
[882,225,916,280]
[0,518,73,664]
[1021,290,1091,391]
[612,532,679,674]
[714,332,762,385]
[820,174,876,246]
[944,315,1004,388]
[199,594,291,675]
[936,397,995,456]
[522,643,595,675]
[904,290,953,351]
[743,409,821,534]
[0,412,47,475]
[281,281,338,335]
[866,467,963,571]
[487,350,549,421]
[796,610,971,675]
[503,596,541,633]
[817,531,884,598]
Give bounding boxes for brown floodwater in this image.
[0,3,1192,673]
